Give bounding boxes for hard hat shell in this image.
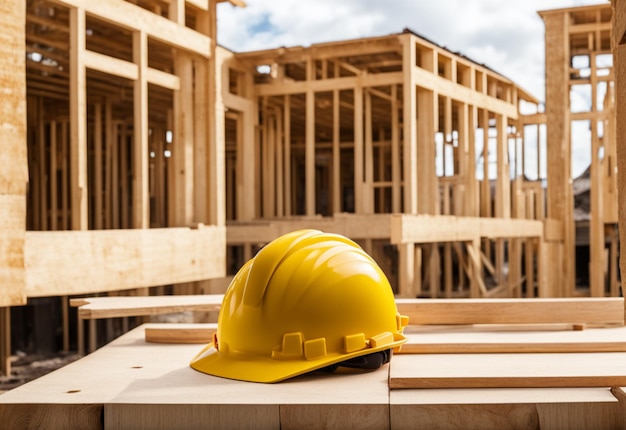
[190,229,408,383]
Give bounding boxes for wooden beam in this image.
[390,351,626,389]
[69,7,88,230]
[24,226,226,297]
[395,297,623,325]
[402,36,418,215]
[51,0,211,57]
[133,30,149,229]
[615,16,626,303]
[71,297,223,320]
[544,11,574,297]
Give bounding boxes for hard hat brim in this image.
[190,335,407,384]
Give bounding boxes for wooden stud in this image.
[543,11,574,297]
[402,36,418,215]
[69,6,88,231]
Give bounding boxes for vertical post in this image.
[353,85,363,214]
[305,88,315,216]
[283,95,291,217]
[613,0,626,305]
[208,0,225,227]
[69,6,88,230]
[332,89,340,214]
[364,89,373,214]
[94,105,102,229]
[402,35,418,215]
[543,10,574,296]
[391,85,401,213]
[133,31,149,229]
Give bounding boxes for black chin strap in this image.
[318,349,392,373]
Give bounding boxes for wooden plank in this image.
[134,30,149,229]
[389,352,626,389]
[71,296,223,320]
[395,297,624,325]
[391,387,621,430]
[0,324,390,429]
[51,0,211,57]
[24,226,225,297]
[69,6,88,230]
[391,214,544,245]
[400,326,626,354]
[0,0,28,197]
[0,195,26,306]
[544,11,574,297]
[145,324,217,344]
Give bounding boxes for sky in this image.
[216,0,609,179]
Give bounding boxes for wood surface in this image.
[391,387,622,430]
[24,226,225,297]
[389,352,626,389]
[400,325,626,354]
[3,324,626,428]
[0,324,391,429]
[70,295,223,320]
[395,297,624,325]
[144,324,217,344]
[0,0,27,309]
[615,3,626,323]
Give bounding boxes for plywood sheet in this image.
[390,352,626,389]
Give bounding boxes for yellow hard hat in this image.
[190,229,408,383]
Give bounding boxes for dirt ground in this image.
[0,352,80,394]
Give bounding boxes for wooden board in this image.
[25,226,225,297]
[391,387,622,430]
[400,325,626,354]
[145,324,217,344]
[0,324,390,429]
[395,297,624,325]
[70,295,224,320]
[389,352,626,389]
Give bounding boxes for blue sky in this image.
[217,1,609,179]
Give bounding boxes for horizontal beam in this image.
[412,66,518,119]
[25,226,225,297]
[255,72,404,96]
[226,214,392,244]
[50,0,211,56]
[391,214,545,244]
[395,297,624,325]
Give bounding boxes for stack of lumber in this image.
[1,296,624,428]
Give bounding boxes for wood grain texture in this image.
[144,324,217,344]
[391,387,621,430]
[395,297,624,325]
[390,352,626,389]
[71,296,223,320]
[24,226,225,297]
[0,324,390,429]
[400,325,626,354]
